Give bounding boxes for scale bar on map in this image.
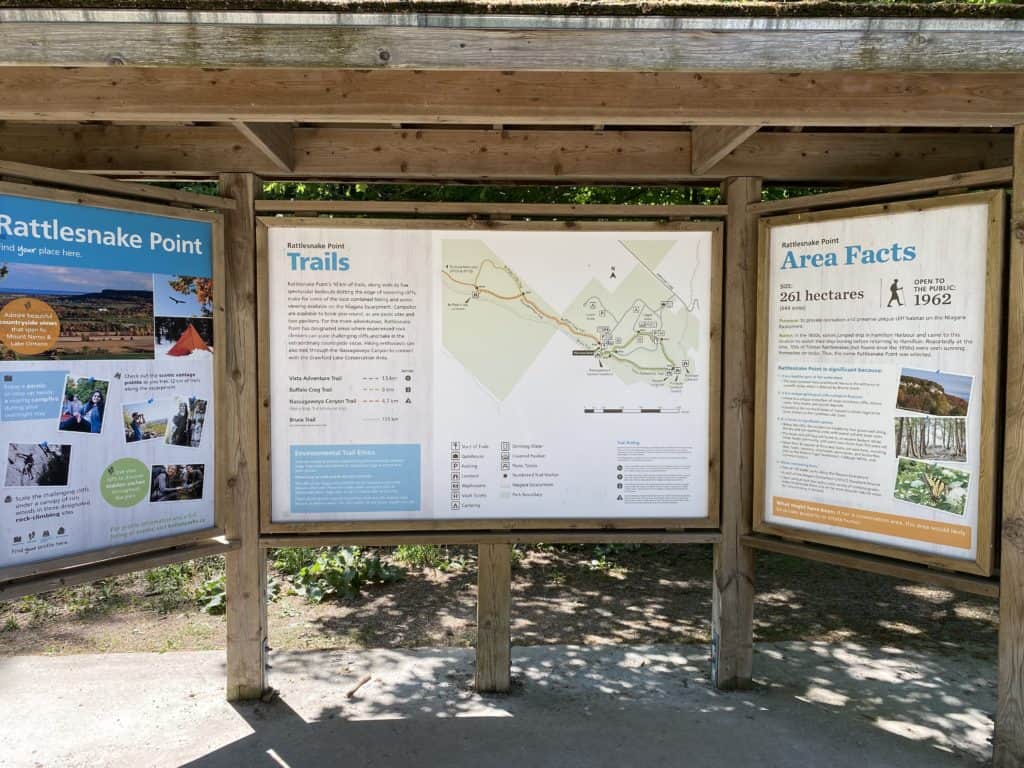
[583,407,682,414]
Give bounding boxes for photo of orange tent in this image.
[166,323,211,356]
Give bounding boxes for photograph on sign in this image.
[755,192,1003,575]
[0,192,217,569]
[262,223,718,526]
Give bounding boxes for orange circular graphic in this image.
[0,297,61,355]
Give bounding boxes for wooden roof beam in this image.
[0,68,1022,127]
[231,121,294,172]
[0,124,1011,184]
[691,125,760,175]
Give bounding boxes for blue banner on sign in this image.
[0,370,68,421]
[290,444,421,513]
[0,193,212,277]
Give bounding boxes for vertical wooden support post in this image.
[711,177,761,690]
[476,543,512,692]
[995,127,1024,767]
[220,173,267,701]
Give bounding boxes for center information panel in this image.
[261,223,719,526]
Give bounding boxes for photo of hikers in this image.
[5,442,72,487]
[154,316,213,358]
[122,398,174,443]
[164,397,208,448]
[150,463,205,502]
[894,415,967,463]
[0,262,153,361]
[893,457,970,516]
[58,376,109,434]
[895,367,972,417]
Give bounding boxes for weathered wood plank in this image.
[0,68,1022,127]
[232,121,294,172]
[220,172,267,702]
[259,531,722,547]
[3,22,1024,72]
[255,200,725,217]
[750,166,1013,214]
[0,124,1012,183]
[691,126,759,175]
[995,125,1024,768]
[711,177,760,691]
[0,539,238,602]
[742,535,998,599]
[0,159,235,209]
[476,543,512,693]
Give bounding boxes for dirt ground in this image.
[0,545,999,661]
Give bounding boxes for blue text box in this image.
[1,370,68,422]
[290,444,421,514]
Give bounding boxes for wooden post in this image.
[219,173,268,701]
[476,543,512,692]
[995,127,1024,767]
[711,177,761,690]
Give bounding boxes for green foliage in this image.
[393,544,467,571]
[284,547,404,604]
[144,557,225,614]
[272,547,319,576]
[195,575,226,615]
[2,616,18,633]
[261,181,722,207]
[893,458,970,515]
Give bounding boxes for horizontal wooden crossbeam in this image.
[0,14,1022,72]
[0,124,1011,183]
[0,68,1022,127]
[743,534,999,598]
[260,530,722,546]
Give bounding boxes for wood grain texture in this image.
[0,124,1012,184]
[0,160,236,209]
[690,126,759,175]
[752,191,1005,577]
[711,177,760,691]
[0,527,226,584]
[0,539,238,602]
[220,173,268,702]
[1,68,1023,127]
[994,125,1024,768]
[258,531,722,547]
[232,122,294,172]
[476,543,512,693]
[742,535,998,598]
[255,200,725,217]
[750,166,1013,215]
[3,22,1024,72]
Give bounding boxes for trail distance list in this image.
[761,198,996,565]
[266,227,715,522]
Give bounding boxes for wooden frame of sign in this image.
[256,217,723,535]
[0,181,227,585]
[752,190,1005,577]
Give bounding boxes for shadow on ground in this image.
[170,642,993,768]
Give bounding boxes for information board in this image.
[0,191,219,572]
[754,192,1003,575]
[259,221,720,530]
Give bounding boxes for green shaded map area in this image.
[441,238,699,400]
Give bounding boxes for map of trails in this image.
[441,237,702,401]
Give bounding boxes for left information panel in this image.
[0,192,216,568]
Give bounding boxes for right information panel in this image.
[756,192,1003,575]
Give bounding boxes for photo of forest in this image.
[894,416,967,463]
[896,367,971,416]
[893,457,970,516]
